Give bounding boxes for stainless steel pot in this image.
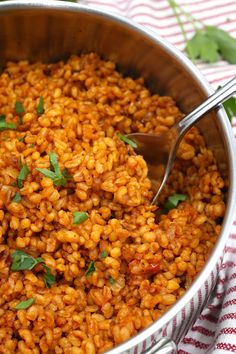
[0,1,235,353]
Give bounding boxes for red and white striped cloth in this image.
[84,0,236,352]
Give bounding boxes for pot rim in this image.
[1,1,236,352]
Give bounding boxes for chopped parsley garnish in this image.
[15,101,25,125]
[85,261,95,277]
[16,163,30,189]
[36,96,45,115]
[100,250,108,259]
[11,250,55,288]
[108,276,116,285]
[15,298,35,310]
[17,137,25,142]
[42,264,56,288]
[36,152,70,187]
[15,101,25,115]
[11,250,44,271]
[12,192,21,203]
[163,193,187,212]
[116,132,137,149]
[0,114,16,131]
[73,212,88,225]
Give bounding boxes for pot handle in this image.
[143,337,176,354]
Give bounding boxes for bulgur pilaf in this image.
[0,53,225,354]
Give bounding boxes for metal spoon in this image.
[128,76,236,205]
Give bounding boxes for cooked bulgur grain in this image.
[0,53,225,354]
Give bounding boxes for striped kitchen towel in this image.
[85,0,236,353]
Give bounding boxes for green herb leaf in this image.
[12,192,21,203]
[222,97,236,122]
[49,152,61,176]
[100,250,108,259]
[36,152,69,187]
[108,276,116,285]
[37,96,45,115]
[53,175,68,187]
[85,261,95,277]
[17,137,25,142]
[35,168,56,180]
[206,26,236,64]
[73,211,88,225]
[11,250,44,271]
[163,193,187,212]
[42,264,55,288]
[15,298,35,310]
[186,30,220,63]
[168,1,236,65]
[17,163,30,189]
[117,132,137,149]
[15,101,25,115]
[0,114,16,131]
[217,86,236,122]
[11,250,55,288]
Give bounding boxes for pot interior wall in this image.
[0,5,229,211]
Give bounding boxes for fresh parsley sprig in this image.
[36,152,70,187]
[168,0,236,64]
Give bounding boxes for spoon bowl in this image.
[128,76,236,204]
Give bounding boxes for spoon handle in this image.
[178,76,236,136]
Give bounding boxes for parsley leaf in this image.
[37,96,45,115]
[0,114,16,131]
[73,212,88,225]
[36,168,56,180]
[163,193,187,212]
[186,30,220,63]
[108,276,116,285]
[206,26,236,64]
[168,0,236,65]
[42,264,55,288]
[218,86,236,122]
[15,101,25,125]
[11,250,55,288]
[17,163,30,189]
[12,192,21,203]
[36,152,69,187]
[223,97,236,122]
[15,101,25,115]
[100,250,108,259]
[15,298,35,310]
[17,136,25,142]
[85,261,95,277]
[11,250,44,271]
[117,133,137,149]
